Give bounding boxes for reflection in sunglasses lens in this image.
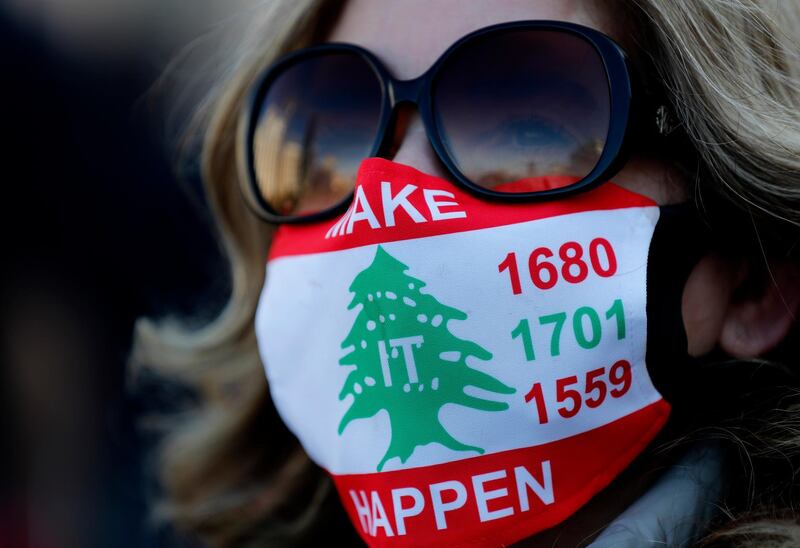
[434,29,610,193]
[253,51,383,216]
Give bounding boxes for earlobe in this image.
[719,260,800,359]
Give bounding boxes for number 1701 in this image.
[511,299,625,360]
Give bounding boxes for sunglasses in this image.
[240,19,674,224]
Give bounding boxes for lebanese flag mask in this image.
[255,157,706,546]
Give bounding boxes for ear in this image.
[719,258,800,358]
[683,252,748,357]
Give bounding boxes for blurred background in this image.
[0,1,259,546]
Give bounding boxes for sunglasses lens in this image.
[252,50,383,217]
[433,28,611,193]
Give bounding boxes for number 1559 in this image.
[524,359,632,424]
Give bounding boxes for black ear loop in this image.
[645,202,719,402]
[642,202,786,504]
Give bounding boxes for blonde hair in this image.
[129,1,800,546]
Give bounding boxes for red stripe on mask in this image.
[327,398,670,547]
[266,157,656,261]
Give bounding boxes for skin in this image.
[325,0,800,544]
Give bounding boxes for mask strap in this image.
[646,202,714,401]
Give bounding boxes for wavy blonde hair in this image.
[129,1,800,546]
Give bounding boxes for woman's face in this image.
[327,0,687,205]
[327,0,794,366]
[317,0,799,544]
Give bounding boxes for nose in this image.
[383,103,454,182]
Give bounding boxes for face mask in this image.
[254,157,709,546]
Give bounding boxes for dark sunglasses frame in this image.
[240,19,671,224]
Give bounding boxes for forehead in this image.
[326,0,614,80]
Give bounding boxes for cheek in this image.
[611,155,688,205]
[681,254,737,356]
